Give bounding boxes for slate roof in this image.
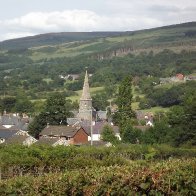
[97,111,107,120]
[0,114,31,131]
[40,125,89,137]
[67,118,80,126]
[35,137,60,145]
[5,135,29,144]
[82,122,119,135]
[0,129,19,139]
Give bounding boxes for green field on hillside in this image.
[68,86,104,101]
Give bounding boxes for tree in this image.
[121,121,142,144]
[44,93,72,125]
[168,93,196,146]
[14,91,34,114]
[141,121,172,144]
[92,93,109,111]
[28,93,73,138]
[101,125,119,145]
[28,112,50,138]
[1,97,16,113]
[14,99,34,114]
[115,76,134,126]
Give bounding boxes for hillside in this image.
[0,22,196,55]
[0,22,195,109]
[0,31,130,50]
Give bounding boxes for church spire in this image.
[78,69,92,121]
[81,70,91,100]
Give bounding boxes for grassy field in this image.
[26,23,196,61]
[141,106,170,114]
[68,86,104,101]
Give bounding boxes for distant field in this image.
[68,86,104,101]
[155,82,185,89]
[141,106,170,114]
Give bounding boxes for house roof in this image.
[5,135,29,144]
[0,129,19,139]
[0,114,31,131]
[176,73,184,80]
[40,125,89,137]
[82,122,119,135]
[67,118,80,126]
[97,111,107,120]
[35,137,60,145]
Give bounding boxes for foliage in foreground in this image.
[0,144,196,174]
[0,158,195,195]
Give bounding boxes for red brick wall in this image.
[73,128,88,144]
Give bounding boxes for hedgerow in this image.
[0,158,195,195]
[0,144,195,174]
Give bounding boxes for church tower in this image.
[78,70,92,121]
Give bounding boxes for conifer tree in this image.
[115,76,134,126]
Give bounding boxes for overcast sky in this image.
[0,0,195,41]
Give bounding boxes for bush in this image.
[0,158,195,195]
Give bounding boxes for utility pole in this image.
[90,109,93,146]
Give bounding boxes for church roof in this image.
[80,70,91,100]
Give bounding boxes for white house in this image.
[83,121,121,142]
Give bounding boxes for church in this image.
[66,70,121,143]
[67,70,107,127]
[77,70,93,122]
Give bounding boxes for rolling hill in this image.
[0,22,196,55]
[0,22,195,104]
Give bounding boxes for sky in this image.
[0,0,195,41]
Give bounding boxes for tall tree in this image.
[115,76,134,126]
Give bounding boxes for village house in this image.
[160,73,185,85]
[35,137,68,146]
[0,127,37,146]
[135,110,154,127]
[5,134,37,146]
[0,125,20,142]
[185,74,196,81]
[82,121,121,141]
[39,125,89,145]
[59,74,80,81]
[0,112,31,131]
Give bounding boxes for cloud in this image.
[0,1,196,41]
[0,9,163,41]
[0,32,35,41]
